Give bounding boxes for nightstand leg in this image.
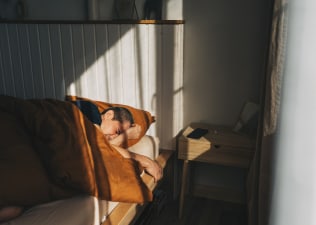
[179,160,189,219]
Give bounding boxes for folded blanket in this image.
[0,96,152,207]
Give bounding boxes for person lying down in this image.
[75,103,163,182]
[0,96,163,222]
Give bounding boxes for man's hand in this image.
[111,145,163,182]
[108,124,142,147]
[140,156,163,182]
[126,124,142,140]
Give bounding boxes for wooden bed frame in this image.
[103,149,174,225]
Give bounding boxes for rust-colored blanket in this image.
[0,96,152,207]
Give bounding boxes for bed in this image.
[0,95,171,225]
[0,135,166,225]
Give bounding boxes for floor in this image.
[135,195,247,225]
[134,153,248,225]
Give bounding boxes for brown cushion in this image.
[65,95,155,147]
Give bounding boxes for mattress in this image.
[0,135,159,225]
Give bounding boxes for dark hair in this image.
[101,107,134,124]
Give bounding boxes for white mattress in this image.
[0,196,118,225]
[1,135,159,225]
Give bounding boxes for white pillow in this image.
[128,135,159,160]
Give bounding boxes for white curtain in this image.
[247,0,289,224]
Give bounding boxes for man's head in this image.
[99,107,134,140]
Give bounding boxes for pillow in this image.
[65,95,155,147]
[128,135,160,160]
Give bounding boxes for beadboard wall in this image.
[0,22,183,149]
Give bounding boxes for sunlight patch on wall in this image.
[0,23,184,149]
[173,25,184,137]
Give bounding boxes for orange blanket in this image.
[0,95,152,207]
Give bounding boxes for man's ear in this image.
[102,110,114,120]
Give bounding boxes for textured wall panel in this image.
[0,23,183,149]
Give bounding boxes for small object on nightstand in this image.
[186,128,208,139]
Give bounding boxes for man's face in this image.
[100,110,131,140]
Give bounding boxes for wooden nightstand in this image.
[177,123,255,218]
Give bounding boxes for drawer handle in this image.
[214,144,221,149]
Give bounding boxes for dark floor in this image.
[135,195,247,225]
[134,155,247,225]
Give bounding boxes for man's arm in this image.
[109,124,162,181]
[111,145,163,182]
[108,124,142,147]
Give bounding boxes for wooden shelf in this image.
[0,20,185,25]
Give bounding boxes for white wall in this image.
[183,0,272,127]
[0,0,87,20]
[270,0,316,224]
[180,0,273,200]
[25,0,87,20]
[1,0,183,21]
